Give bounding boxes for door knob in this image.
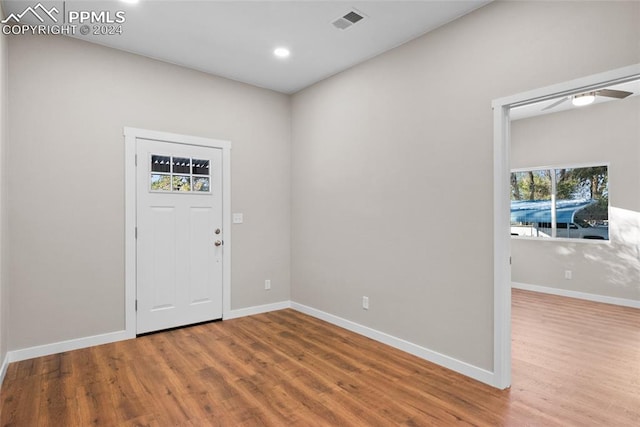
[214,240,223,247]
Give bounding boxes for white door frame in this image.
[491,63,640,389]
[124,127,232,338]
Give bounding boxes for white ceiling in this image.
[2,0,490,93]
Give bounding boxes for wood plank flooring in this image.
[1,289,639,426]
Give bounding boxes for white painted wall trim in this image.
[492,63,640,391]
[512,282,640,309]
[124,127,232,150]
[124,128,137,339]
[0,301,292,367]
[224,301,291,320]
[291,302,496,387]
[123,127,232,336]
[493,102,512,390]
[1,298,509,389]
[0,352,8,385]
[6,330,130,364]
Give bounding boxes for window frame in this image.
[148,153,213,194]
[510,161,611,244]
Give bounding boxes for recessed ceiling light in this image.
[120,0,139,4]
[274,47,290,59]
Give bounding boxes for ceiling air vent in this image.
[332,10,365,30]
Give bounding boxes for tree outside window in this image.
[510,165,609,240]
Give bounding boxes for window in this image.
[510,165,608,240]
[150,155,211,193]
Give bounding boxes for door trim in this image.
[124,127,232,338]
[491,63,640,390]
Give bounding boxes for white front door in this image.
[136,138,223,334]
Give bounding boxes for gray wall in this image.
[511,97,640,301]
[291,0,640,370]
[0,5,7,363]
[7,35,291,350]
[4,1,640,373]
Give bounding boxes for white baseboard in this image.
[2,300,504,390]
[290,302,496,387]
[512,282,640,309]
[7,329,132,364]
[3,302,292,365]
[224,301,291,320]
[0,351,8,385]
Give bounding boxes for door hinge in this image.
[135,299,138,311]
[510,256,512,265]
[135,226,138,239]
[135,154,138,166]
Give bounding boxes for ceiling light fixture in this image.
[120,0,139,4]
[572,92,596,107]
[273,47,290,59]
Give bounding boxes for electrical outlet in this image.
[265,279,271,290]
[362,296,369,310]
[564,270,572,280]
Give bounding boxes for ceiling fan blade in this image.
[542,97,569,111]
[596,89,633,99]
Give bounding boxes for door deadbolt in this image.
[215,228,221,235]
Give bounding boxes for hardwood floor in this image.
[1,289,638,426]
[510,289,639,426]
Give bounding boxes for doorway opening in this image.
[491,63,640,389]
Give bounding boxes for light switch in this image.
[233,213,244,224]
